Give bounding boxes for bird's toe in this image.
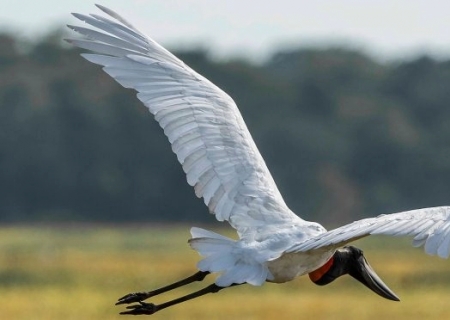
[119,302,157,315]
[116,292,150,305]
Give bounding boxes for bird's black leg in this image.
[119,283,240,316]
[116,270,210,305]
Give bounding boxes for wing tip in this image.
[71,12,85,20]
[95,4,113,15]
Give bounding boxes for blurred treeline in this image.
[1,30,450,225]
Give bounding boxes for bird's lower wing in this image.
[287,206,450,258]
[67,5,302,237]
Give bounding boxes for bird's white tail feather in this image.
[189,227,236,271]
[190,227,233,241]
[189,227,270,286]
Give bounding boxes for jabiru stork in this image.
[67,5,450,316]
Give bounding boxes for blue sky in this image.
[2,0,449,62]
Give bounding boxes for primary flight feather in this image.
[68,5,450,316]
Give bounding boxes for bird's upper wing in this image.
[287,206,450,258]
[67,5,303,236]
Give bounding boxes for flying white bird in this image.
[68,5,450,316]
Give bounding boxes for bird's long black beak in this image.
[349,255,400,301]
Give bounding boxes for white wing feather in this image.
[68,5,303,237]
[288,206,450,258]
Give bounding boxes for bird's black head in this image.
[309,246,400,301]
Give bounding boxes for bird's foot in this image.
[119,301,158,315]
[116,292,151,305]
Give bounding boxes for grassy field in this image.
[0,225,449,319]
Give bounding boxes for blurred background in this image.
[1,1,450,319]
[1,0,450,225]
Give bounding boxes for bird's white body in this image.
[190,221,329,286]
[267,249,334,283]
[69,5,450,292]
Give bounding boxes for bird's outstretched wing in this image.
[67,5,302,236]
[288,206,450,258]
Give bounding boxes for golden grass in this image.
[0,226,448,319]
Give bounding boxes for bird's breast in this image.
[266,249,334,283]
